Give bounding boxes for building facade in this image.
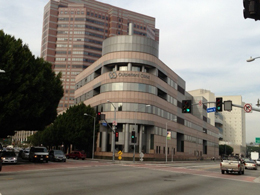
[189,89,246,156]
[41,0,159,112]
[74,30,219,160]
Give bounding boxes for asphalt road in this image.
[0,160,260,195]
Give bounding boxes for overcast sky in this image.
[1,0,260,143]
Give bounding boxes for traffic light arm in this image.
[192,101,217,106]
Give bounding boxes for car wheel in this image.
[75,157,78,160]
[82,158,85,160]
[63,159,66,162]
[221,170,224,174]
[46,160,48,163]
[242,170,244,174]
[66,156,69,159]
[238,170,241,175]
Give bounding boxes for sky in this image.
[0,0,260,143]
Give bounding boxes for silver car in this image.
[1,151,17,164]
[256,159,260,166]
[21,149,30,159]
[49,150,66,162]
[244,160,257,170]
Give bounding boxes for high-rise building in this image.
[41,0,159,112]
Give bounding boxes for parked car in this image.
[1,151,18,164]
[49,150,66,162]
[66,151,86,160]
[244,160,258,170]
[21,149,30,160]
[256,159,260,166]
[0,158,2,171]
[29,146,49,163]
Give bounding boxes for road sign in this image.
[207,107,216,113]
[102,122,107,126]
[244,103,252,113]
[256,137,260,144]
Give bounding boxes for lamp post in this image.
[166,122,167,163]
[107,100,116,162]
[133,104,150,162]
[84,113,96,160]
[246,56,260,62]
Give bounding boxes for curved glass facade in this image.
[100,82,156,94]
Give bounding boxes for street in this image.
[0,160,260,195]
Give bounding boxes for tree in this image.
[29,103,98,157]
[219,145,233,156]
[0,30,63,137]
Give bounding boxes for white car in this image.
[244,160,257,170]
[256,159,260,166]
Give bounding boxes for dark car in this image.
[49,150,66,162]
[66,151,86,160]
[29,146,49,163]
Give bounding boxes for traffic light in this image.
[115,131,119,142]
[182,100,192,113]
[131,131,136,143]
[243,0,260,20]
[216,97,223,112]
[97,112,101,121]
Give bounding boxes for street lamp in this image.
[0,69,5,73]
[133,104,150,162]
[107,100,116,162]
[246,56,260,62]
[84,113,96,160]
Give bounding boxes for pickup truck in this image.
[29,146,49,163]
[220,157,245,175]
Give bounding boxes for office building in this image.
[74,26,219,160]
[189,89,246,156]
[41,0,159,112]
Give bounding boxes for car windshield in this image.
[54,150,64,154]
[2,152,16,157]
[34,148,48,152]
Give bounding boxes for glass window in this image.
[112,83,123,91]
[119,66,127,71]
[132,66,141,72]
[138,83,146,92]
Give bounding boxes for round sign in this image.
[244,103,252,113]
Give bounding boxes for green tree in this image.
[29,103,98,157]
[0,30,63,137]
[219,145,233,156]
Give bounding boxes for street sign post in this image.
[207,107,216,113]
